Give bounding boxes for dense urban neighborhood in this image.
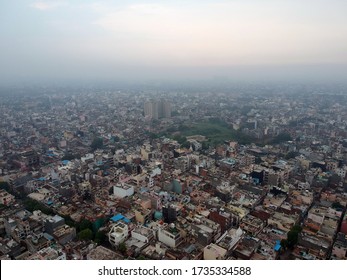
[1,84,347,260]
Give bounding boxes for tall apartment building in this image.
[144,99,171,119]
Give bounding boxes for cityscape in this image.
[1,83,347,260]
[1,0,347,264]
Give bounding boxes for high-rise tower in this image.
[144,99,171,119]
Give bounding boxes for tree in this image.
[280,239,288,249]
[147,132,159,139]
[111,136,120,143]
[173,134,187,144]
[0,203,8,210]
[91,137,103,150]
[291,225,302,233]
[332,201,343,210]
[286,225,302,248]
[181,141,191,149]
[24,198,54,215]
[0,181,10,192]
[78,219,93,232]
[171,111,179,117]
[118,242,127,255]
[285,151,299,160]
[328,174,341,188]
[62,215,76,228]
[94,231,106,245]
[78,228,93,241]
[287,231,299,248]
[61,153,76,161]
[270,132,292,144]
[201,142,209,150]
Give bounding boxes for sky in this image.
[1,0,347,85]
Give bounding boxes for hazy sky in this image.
[1,0,347,85]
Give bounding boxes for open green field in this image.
[149,118,291,147]
[176,119,254,145]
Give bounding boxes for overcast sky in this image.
[1,0,347,85]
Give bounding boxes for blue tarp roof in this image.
[274,240,281,251]
[110,214,130,223]
[110,214,123,222]
[62,160,70,165]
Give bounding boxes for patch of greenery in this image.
[332,201,343,210]
[285,151,300,160]
[24,198,54,215]
[270,133,292,144]
[281,225,302,249]
[174,119,255,146]
[62,153,79,161]
[91,137,103,150]
[0,203,8,210]
[78,228,93,241]
[118,242,127,255]
[94,230,106,245]
[78,219,93,232]
[0,181,10,192]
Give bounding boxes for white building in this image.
[157,224,182,248]
[131,225,154,243]
[109,222,128,246]
[113,183,134,198]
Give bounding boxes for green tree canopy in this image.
[94,231,106,245]
[328,173,341,188]
[111,136,120,143]
[78,228,93,241]
[91,137,103,150]
[118,242,127,255]
[0,181,10,192]
[285,151,299,160]
[61,153,77,161]
[332,201,343,210]
[78,219,93,232]
[24,198,54,215]
[271,133,293,144]
[286,225,302,248]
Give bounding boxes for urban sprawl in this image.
[1,85,347,260]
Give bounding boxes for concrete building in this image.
[157,223,183,248]
[144,99,171,120]
[87,246,123,260]
[203,243,227,260]
[44,215,65,235]
[26,246,66,260]
[0,189,14,206]
[113,183,134,198]
[131,225,154,243]
[109,222,128,246]
[52,225,76,245]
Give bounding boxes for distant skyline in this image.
[1,0,347,85]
